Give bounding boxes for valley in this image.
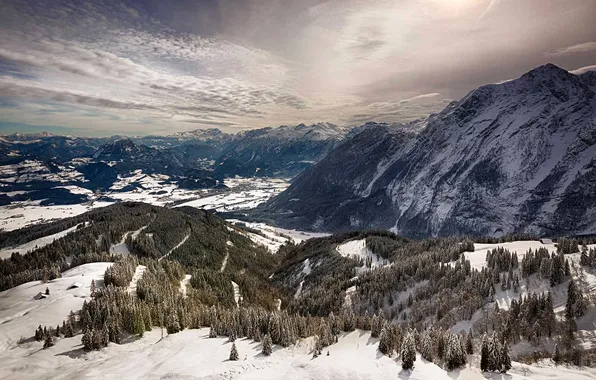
[1,64,596,380]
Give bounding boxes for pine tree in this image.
[262,334,273,356]
[35,325,43,341]
[566,280,579,319]
[378,323,393,356]
[465,330,474,354]
[45,287,50,296]
[445,333,466,370]
[229,342,239,361]
[318,319,333,347]
[500,341,511,373]
[209,325,217,338]
[229,328,237,342]
[55,324,61,337]
[401,331,416,371]
[82,329,93,351]
[480,334,489,372]
[43,334,54,349]
[65,322,74,338]
[552,344,562,365]
[420,333,433,362]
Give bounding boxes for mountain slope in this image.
[215,123,351,177]
[264,64,596,237]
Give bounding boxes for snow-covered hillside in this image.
[0,262,111,351]
[1,325,594,380]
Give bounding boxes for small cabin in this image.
[540,238,554,245]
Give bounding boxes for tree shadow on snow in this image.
[398,369,412,379]
[56,346,86,359]
[366,336,379,346]
[481,372,513,380]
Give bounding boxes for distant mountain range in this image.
[0,123,358,204]
[262,64,596,238]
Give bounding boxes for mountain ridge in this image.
[262,64,596,237]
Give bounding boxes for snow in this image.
[158,232,190,261]
[0,201,113,231]
[463,241,558,271]
[220,245,230,272]
[0,262,111,351]
[231,281,241,307]
[1,327,594,380]
[127,265,147,297]
[336,239,388,273]
[108,225,149,257]
[0,223,85,259]
[227,219,329,253]
[174,177,289,212]
[179,275,191,298]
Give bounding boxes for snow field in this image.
[2,327,594,380]
[0,223,86,259]
[0,262,112,351]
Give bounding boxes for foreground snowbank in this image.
[1,326,595,380]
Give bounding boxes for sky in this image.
[0,0,595,136]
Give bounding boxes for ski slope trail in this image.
[109,224,151,257]
[127,265,147,298]
[159,231,190,262]
[179,275,191,298]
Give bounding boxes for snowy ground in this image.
[1,325,594,380]
[0,175,289,232]
[227,219,329,253]
[174,177,289,212]
[463,241,559,271]
[0,202,113,231]
[0,262,112,351]
[0,222,86,259]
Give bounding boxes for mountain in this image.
[263,64,596,238]
[215,123,351,177]
[90,138,223,189]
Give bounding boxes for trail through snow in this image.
[159,231,190,261]
[179,275,191,298]
[127,265,147,298]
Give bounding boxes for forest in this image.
[2,202,596,371]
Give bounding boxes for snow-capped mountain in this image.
[215,123,352,177]
[264,64,596,237]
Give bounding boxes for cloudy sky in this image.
[0,0,595,136]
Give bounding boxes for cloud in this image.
[547,42,596,57]
[570,65,596,75]
[1,0,596,135]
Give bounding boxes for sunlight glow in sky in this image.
[0,0,595,135]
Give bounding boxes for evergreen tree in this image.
[420,333,433,362]
[552,344,562,364]
[229,342,239,361]
[445,333,466,370]
[43,334,54,349]
[209,325,217,338]
[35,325,43,341]
[378,323,393,356]
[401,331,416,371]
[465,330,474,354]
[82,329,93,351]
[65,321,74,338]
[262,334,273,356]
[480,334,489,372]
[45,287,50,296]
[500,341,511,373]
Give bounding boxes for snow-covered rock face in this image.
[265,64,596,237]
